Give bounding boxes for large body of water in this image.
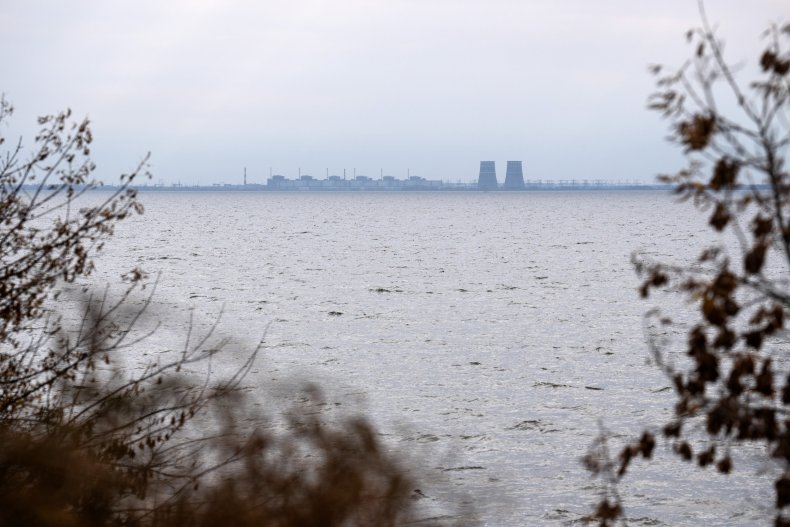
[79,191,774,526]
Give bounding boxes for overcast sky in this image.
[1,1,787,184]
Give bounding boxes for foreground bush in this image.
[0,96,418,526]
[585,8,790,527]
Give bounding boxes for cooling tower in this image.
[503,161,525,190]
[477,161,498,190]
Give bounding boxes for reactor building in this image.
[477,161,498,190]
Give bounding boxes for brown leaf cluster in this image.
[588,9,790,526]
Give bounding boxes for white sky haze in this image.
[1,1,787,184]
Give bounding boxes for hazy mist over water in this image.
[3,1,787,184]
[75,191,775,525]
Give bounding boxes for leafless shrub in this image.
[586,3,790,525]
[0,97,421,526]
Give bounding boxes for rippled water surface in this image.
[82,191,775,526]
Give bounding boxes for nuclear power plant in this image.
[477,161,525,190]
[131,160,653,191]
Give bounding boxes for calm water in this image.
[77,191,774,526]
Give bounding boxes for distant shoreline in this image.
[25,183,771,193]
[91,183,677,192]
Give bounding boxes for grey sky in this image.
[1,1,787,184]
